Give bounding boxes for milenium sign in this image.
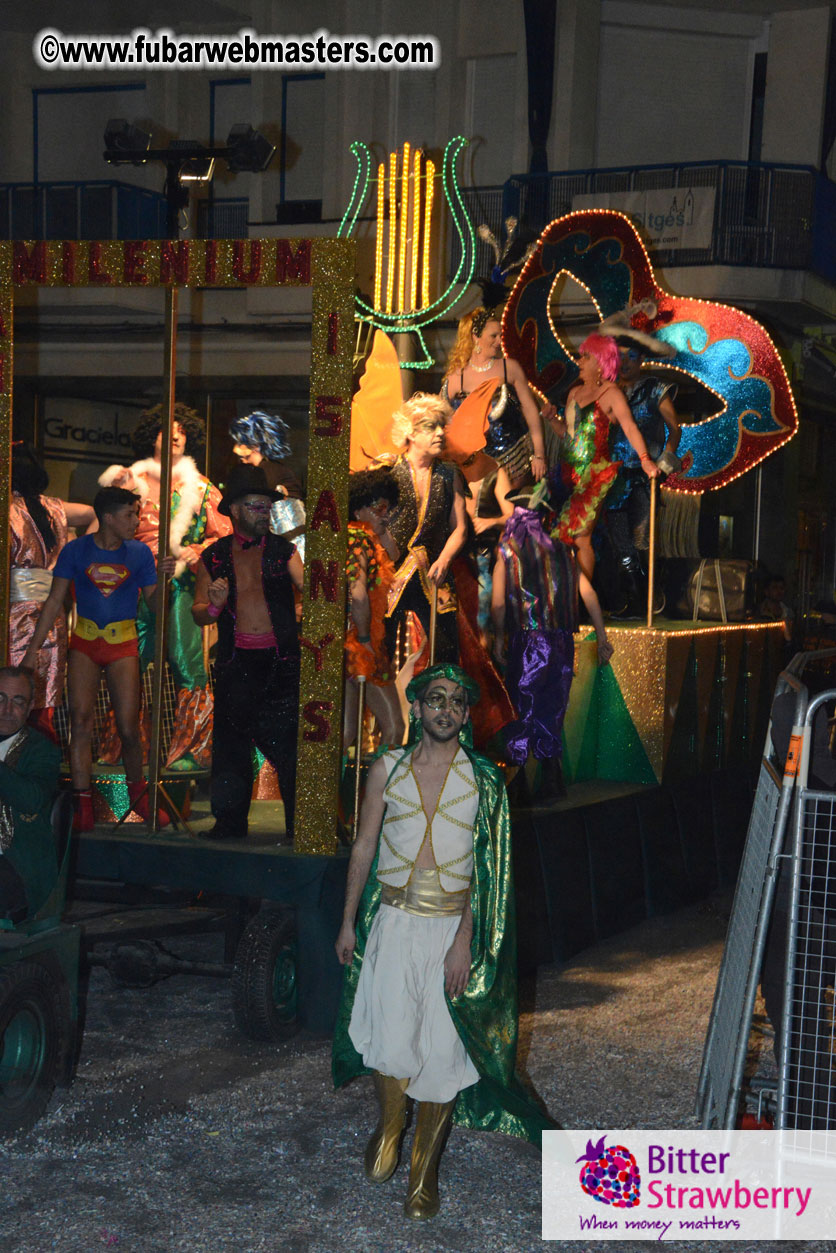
[0,236,355,856]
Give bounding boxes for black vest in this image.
[201,534,299,664]
[388,458,463,564]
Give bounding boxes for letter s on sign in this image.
[303,700,333,742]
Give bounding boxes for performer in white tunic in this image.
[347,735,480,1103]
[333,663,553,1221]
[335,665,488,1219]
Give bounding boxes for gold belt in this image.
[73,616,137,644]
[380,868,469,917]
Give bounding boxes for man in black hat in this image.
[192,465,304,842]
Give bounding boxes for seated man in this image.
[0,667,61,923]
[23,486,174,832]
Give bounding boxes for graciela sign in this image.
[543,1130,836,1241]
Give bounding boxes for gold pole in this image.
[352,675,367,841]
[145,287,192,835]
[428,584,438,664]
[0,292,12,667]
[421,159,435,309]
[398,143,410,313]
[646,476,658,630]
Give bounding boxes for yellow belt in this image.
[73,616,137,644]
[380,868,469,918]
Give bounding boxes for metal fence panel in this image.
[696,671,810,1128]
[778,690,836,1129]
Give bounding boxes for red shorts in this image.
[69,633,139,667]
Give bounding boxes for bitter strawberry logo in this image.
[577,1136,641,1207]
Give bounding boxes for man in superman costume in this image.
[333,662,552,1220]
[23,486,173,832]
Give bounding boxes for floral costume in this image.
[553,399,621,543]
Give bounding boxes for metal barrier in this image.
[0,180,166,240]
[454,161,827,278]
[777,687,836,1128]
[696,669,811,1129]
[195,197,250,239]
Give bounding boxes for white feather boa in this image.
[98,456,207,576]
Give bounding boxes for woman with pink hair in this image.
[546,333,658,664]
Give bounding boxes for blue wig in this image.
[229,410,292,462]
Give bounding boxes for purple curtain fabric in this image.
[503,629,574,764]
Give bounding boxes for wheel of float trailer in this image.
[232,909,299,1042]
[0,961,69,1136]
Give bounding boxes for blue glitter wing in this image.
[656,321,784,481]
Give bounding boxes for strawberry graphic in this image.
[576,1136,641,1207]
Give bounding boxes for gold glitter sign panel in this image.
[563,623,785,786]
[0,238,355,856]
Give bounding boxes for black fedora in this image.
[218,463,283,516]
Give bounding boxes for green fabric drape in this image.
[137,571,208,688]
[136,485,210,689]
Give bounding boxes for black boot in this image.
[612,555,646,620]
[536,754,567,804]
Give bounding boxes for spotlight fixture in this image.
[102,118,274,236]
[178,157,216,184]
[103,118,152,165]
[168,140,215,184]
[225,124,275,173]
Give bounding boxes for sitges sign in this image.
[572,187,716,252]
[42,397,137,463]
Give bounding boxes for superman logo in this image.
[86,563,131,597]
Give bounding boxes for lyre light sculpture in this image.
[338,135,476,369]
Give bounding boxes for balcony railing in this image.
[195,197,250,239]
[0,181,250,241]
[453,161,836,284]
[0,180,167,240]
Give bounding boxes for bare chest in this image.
[413,756,456,824]
[231,545,266,596]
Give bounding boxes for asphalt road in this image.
[0,898,827,1253]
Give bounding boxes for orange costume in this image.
[345,521,394,685]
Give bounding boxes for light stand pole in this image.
[104,121,275,833]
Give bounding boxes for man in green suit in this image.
[0,666,61,922]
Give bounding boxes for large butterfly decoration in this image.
[501,210,798,493]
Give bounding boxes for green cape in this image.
[331,741,554,1146]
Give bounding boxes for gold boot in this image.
[364,1072,409,1182]
[404,1098,456,1219]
